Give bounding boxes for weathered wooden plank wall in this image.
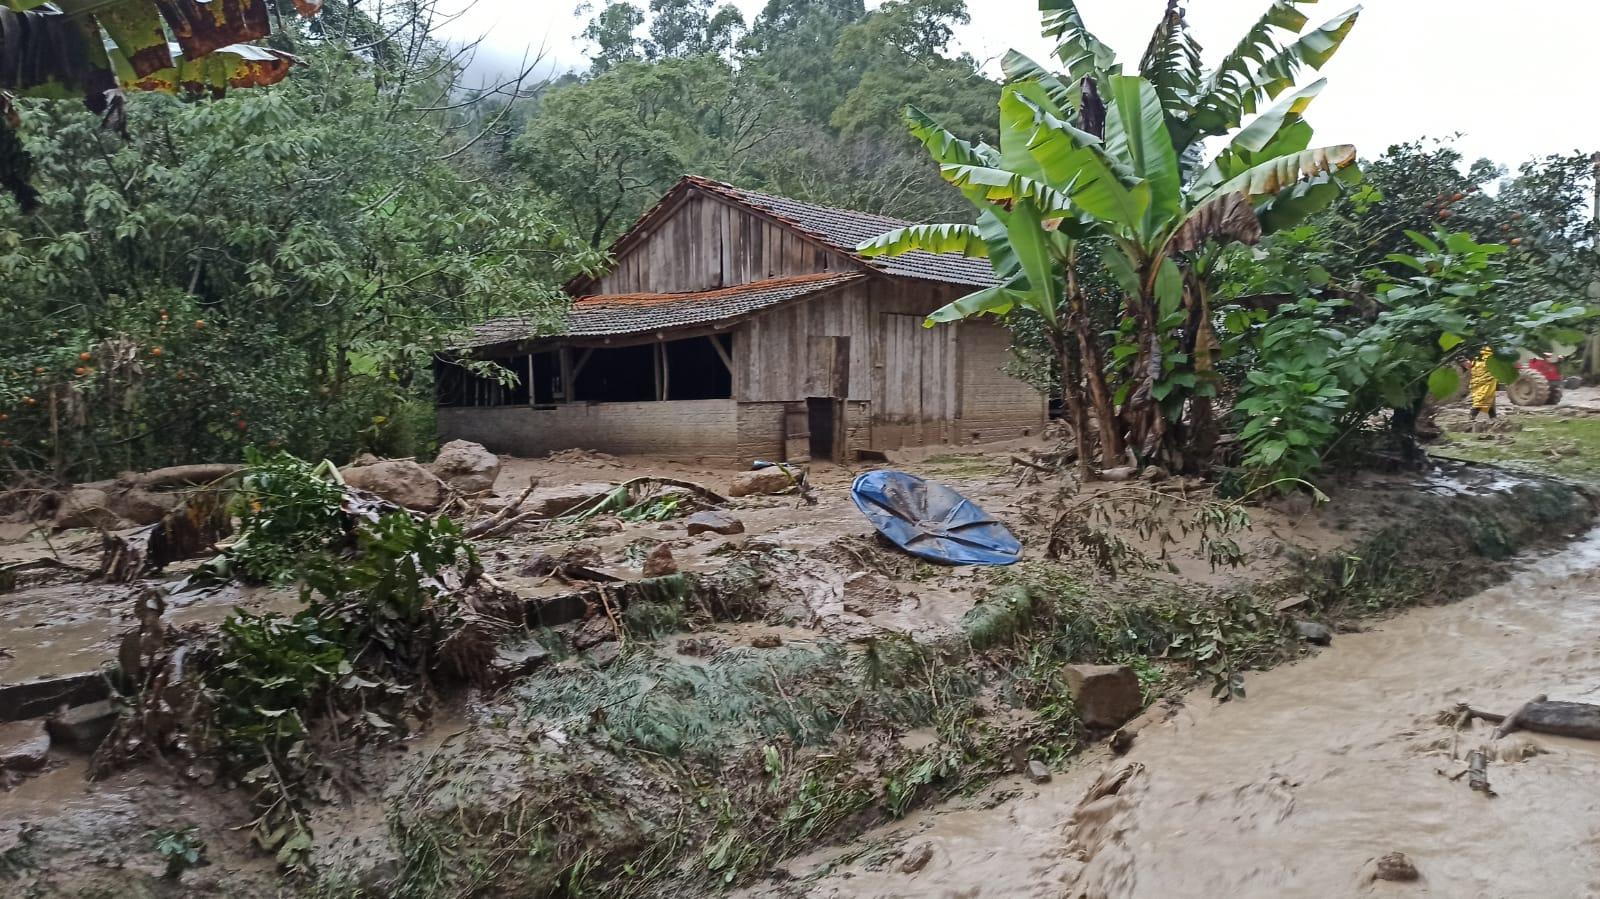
[591,193,853,295]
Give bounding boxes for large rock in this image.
[110,486,179,525]
[685,510,745,536]
[0,719,50,771]
[46,700,117,749]
[1064,664,1143,729]
[729,465,805,497]
[341,460,448,512]
[53,486,121,530]
[641,543,678,577]
[530,483,614,518]
[430,440,501,495]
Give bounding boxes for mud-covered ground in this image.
[1,430,1596,898]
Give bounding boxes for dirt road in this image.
[761,530,1600,898]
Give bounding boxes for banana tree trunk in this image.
[1066,260,1123,468]
[1181,270,1220,471]
[1050,328,1092,482]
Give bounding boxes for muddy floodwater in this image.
[765,529,1600,899]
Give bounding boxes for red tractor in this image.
[1440,354,1565,407]
[1509,356,1563,406]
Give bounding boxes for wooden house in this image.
[437,176,1046,465]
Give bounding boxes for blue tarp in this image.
[849,470,1021,566]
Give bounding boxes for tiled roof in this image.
[465,272,865,349]
[686,176,998,288]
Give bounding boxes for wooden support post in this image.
[658,341,671,401]
[558,347,574,403]
[571,348,594,381]
[708,334,733,374]
[526,354,534,406]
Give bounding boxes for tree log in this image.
[1466,748,1494,796]
[1493,694,1549,739]
[123,463,242,489]
[1514,700,1600,741]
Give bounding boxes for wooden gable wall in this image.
[588,190,861,296]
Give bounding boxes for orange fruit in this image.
[74,366,87,376]
[22,397,36,406]
[150,347,163,357]
[78,352,91,362]
[194,320,205,329]
[1510,237,1522,246]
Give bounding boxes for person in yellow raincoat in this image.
[1468,347,1498,420]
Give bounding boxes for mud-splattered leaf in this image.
[97,0,173,78]
[152,0,269,59]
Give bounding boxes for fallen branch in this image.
[123,463,242,490]
[464,477,540,539]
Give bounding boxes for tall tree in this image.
[862,0,1363,473]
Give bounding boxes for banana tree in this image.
[1,0,319,211]
[861,0,1361,473]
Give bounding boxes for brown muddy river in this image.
[762,529,1600,899]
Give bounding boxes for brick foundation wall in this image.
[438,400,739,463]
[959,320,1047,441]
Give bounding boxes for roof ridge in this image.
[684,174,915,228]
[574,271,862,307]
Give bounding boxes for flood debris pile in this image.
[90,452,521,867]
[3,445,1598,898]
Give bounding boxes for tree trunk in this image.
[1181,272,1220,473]
[1052,329,1091,482]
[1066,261,1123,468]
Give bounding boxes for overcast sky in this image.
[439,0,1600,171]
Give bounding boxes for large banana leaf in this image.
[938,163,1075,216]
[1254,6,1361,98]
[1207,144,1357,201]
[1183,2,1358,146]
[926,280,1026,325]
[95,0,172,77]
[1169,190,1262,253]
[905,106,995,168]
[1000,50,1075,117]
[1039,0,1118,81]
[1137,0,1200,120]
[1,0,320,210]
[1102,74,1181,235]
[112,40,295,94]
[857,223,989,258]
[1230,77,1325,154]
[1006,90,1149,232]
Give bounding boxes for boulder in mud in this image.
[686,510,744,536]
[1064,664,1142,729]
[110,486,179,525]
[0,719,50,771]
[340,460,448,512]
[729,466,804,497]
[1293,619,1334,646]
[53,486,122,530]
[1370,851,1419,883]
[1026,759,1051,784]
[430,440,501,495]
[530,483,613,518]
[900,841,934,873]
[46,700,117,750]
[642,543,677,577]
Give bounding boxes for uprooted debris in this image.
[468,476,730,538]
[1452,696,1600,741]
